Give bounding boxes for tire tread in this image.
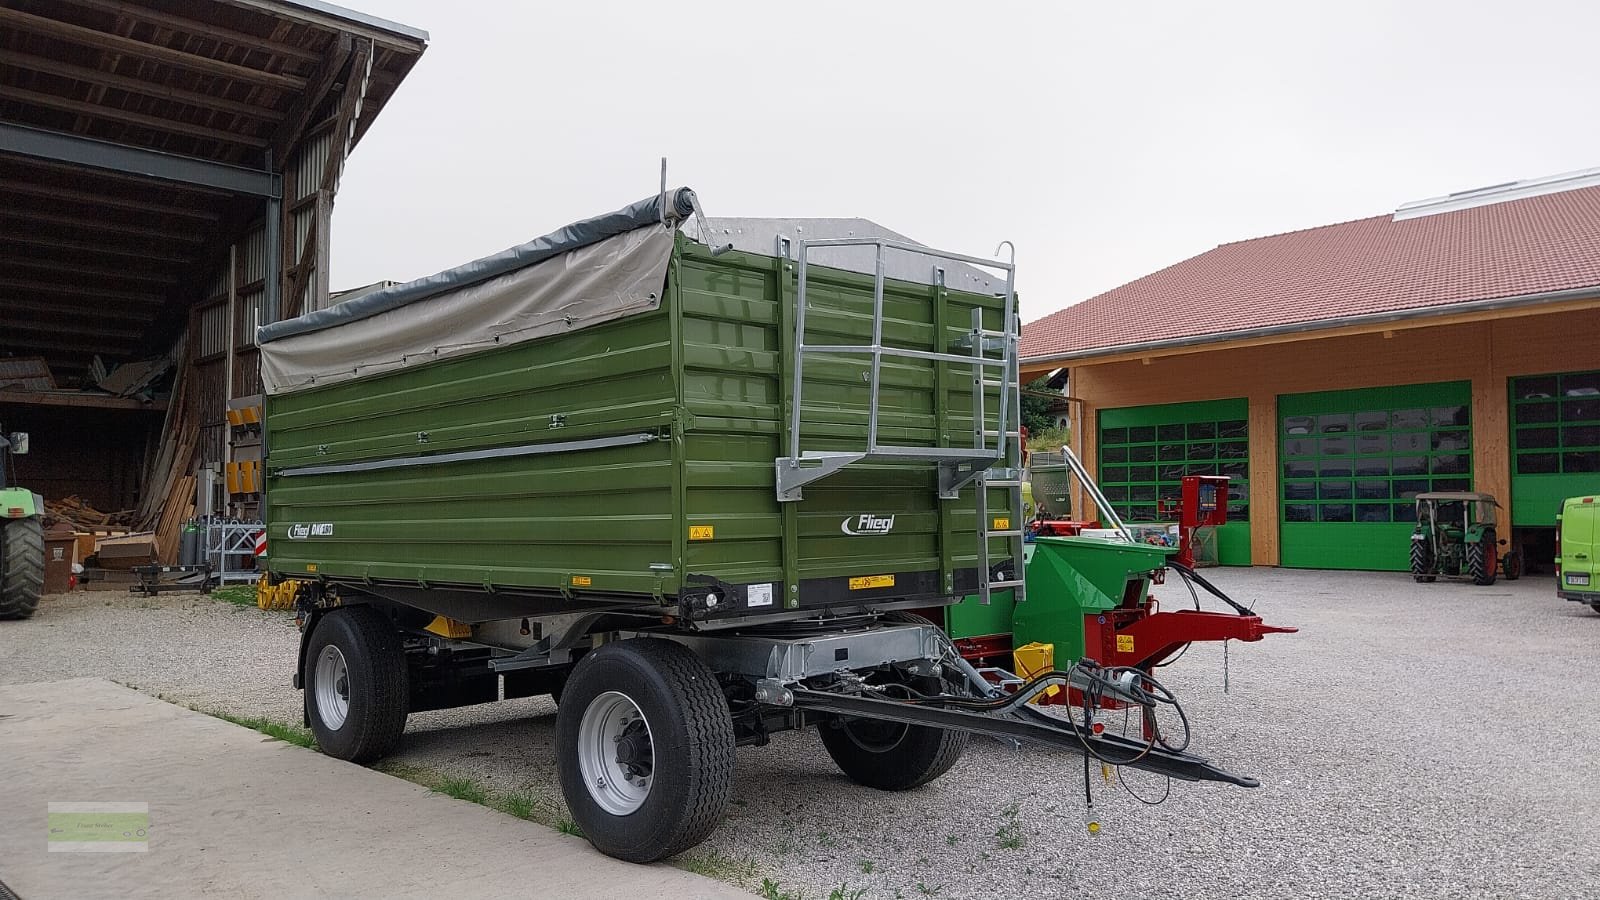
[0,518,44,620]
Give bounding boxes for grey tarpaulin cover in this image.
[256,188,698,395]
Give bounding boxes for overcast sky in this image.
[329,0,1600,323]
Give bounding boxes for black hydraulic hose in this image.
[1167,560,1253,616]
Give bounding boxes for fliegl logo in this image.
[841,514,895,536]
[287,523,334,540]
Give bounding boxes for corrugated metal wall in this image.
[182,122,339,512]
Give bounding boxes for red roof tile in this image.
[1021,184,1600,362]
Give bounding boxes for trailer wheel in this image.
[819,611,968,792]
[303,606,409,762]
[556,638,734,863]
[1409,540,1436,583]
[1469,531,1497,586]
[0,517,44,620]
[819,709,968,791]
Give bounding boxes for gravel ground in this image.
[4,571,1599,900]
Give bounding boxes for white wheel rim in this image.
[314,645,350,731]
[577,691,654,816]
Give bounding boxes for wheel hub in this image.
[577,691,654,815]
[614,721,653,778]
[313,645,351,731]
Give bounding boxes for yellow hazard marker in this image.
[425,615,472,639]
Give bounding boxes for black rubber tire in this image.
[0,517,44,620]
[1502,552,1522,581]
[1469,531,1497,586]
[818,610,968,791]
[556,638,734,863]
[819,714,968,791]
[303,606,409,762]
[1409,539,1436,584]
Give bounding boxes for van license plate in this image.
[1567,573,1590,586]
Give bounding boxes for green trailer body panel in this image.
[1279,381,1472,571]
[1013,537,1171,664]
[264,234,1017,617]
[1097,399,1251,566]
[1510,370,1600,527]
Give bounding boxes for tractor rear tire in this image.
[557,638,735,863]
[0,517,44,620]
[304,606,409,762]
[1468,531,1497,586]
[1409,540,1436,584]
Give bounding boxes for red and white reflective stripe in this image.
[254,530,268,557]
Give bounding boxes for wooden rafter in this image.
[0,6,308,91]
[0,207,207,242]
[0,277,167,305]
[6,233,193,266]
[56,0,324,66]
[1,257,183,284]
[0,297,155,322]
[0,83,271,148]
[4,52,288,124]
[271,32,352,161]
[0,178,220,221]
[0,315,140,340]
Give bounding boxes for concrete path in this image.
[0,679,750,900]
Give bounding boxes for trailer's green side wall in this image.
[1278,381,1472,570]
[1509,369,1600,527]
[265,234,1016,610]
[1096,398,1251,566]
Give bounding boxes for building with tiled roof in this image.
[1021,169,1600,571]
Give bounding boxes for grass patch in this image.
[675,849,759,884]
[993,804,1026,850]
[759,878,805,900]
[828,885,866,900]
[434,775,488,805]
[203,708,317,750]
[555,817,583,837]
[495,790,541,821]
[209,584,258,607]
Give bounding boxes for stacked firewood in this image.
[45,496,137,530]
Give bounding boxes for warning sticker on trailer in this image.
[848,574,895,591]
[1116,635,1134,653]
[747,583,774,608]
[571,575,592,587]
[689,525,714,541]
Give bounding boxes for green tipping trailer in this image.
[256,189,1261,863]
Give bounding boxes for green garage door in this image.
[1510,370,1600,527]
[1280,382,1472,570]
[1098,399,1251,566]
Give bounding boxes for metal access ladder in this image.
[773,238,1026,606]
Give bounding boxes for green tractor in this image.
[0,426,44,619]
[1409,491,1520,586]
